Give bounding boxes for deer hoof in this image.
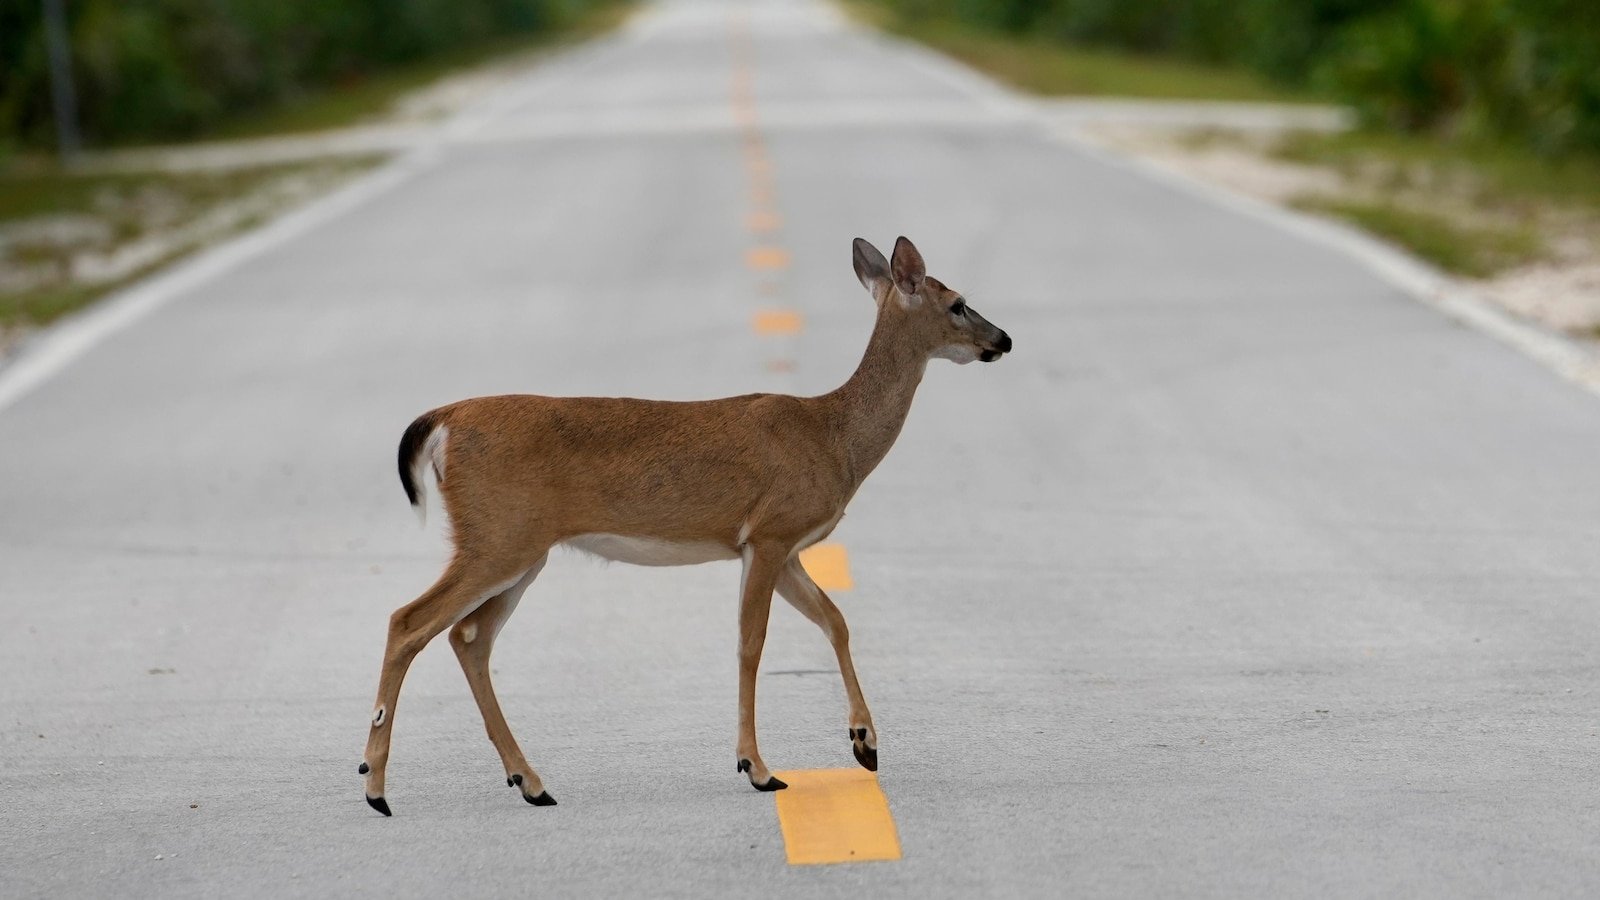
[366,794,392,817]
[507,773,555,805]
[852,742,878,772]
[850,727,878,771]
[753,775,788,792]
[739,758,787,791]
[736,759,787,787]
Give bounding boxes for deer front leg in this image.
[736,543,788,791]
[776,559,877,771]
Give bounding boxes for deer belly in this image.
[564,534,739,567]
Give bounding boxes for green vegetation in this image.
[1278,130,1600,212]
[209,5,636,141]
[1292,196,1544,277]
[856,10,1304,102]
[863,1,1600,283]
[1,0,631,149]
[1277,128,1600,277]
[862,0,1600,157]
[4,274,137,330]
[0,158,378,328]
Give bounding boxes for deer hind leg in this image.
[359,555,536,816]
[735,543,788,792]
[776,559,878,771]
[448,556,556,806]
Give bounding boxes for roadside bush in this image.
[868,0,1600,155]
[0,0,601,148]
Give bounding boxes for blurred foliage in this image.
[871,0,1600,155]
[0,0,611,148]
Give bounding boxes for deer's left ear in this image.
[891,236,925,306]
[853,238,891,301]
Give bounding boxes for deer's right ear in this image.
[853,238,891,300]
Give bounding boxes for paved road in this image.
[5,0,1600,896]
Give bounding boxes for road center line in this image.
[773,769,902,865]
[753,310,803,335]
[746,246,790,270]
[799,543,853,592]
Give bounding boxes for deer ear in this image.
[890,236,925,300]
[852,238,891,300]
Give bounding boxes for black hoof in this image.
[737,758,751,774]
[357,762,370,775]
[754,776,788,792]
[509,773,523,789]
[366,794,392,817]
[525,791,557,806]
[853,741,879,772]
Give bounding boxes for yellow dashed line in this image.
[799,543,853,592]
[774,769,902,865]
[753,309,803,335]
[746,210,782,232]
[746,246,790,270]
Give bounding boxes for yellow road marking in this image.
[774,769,901,865]
[753,309,802,335]
[746,246,789,270]
[746,210,781,232]
[799,543,852,591]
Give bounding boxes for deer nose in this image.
[997,331,1012,353]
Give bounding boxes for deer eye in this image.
[950,300,967,317]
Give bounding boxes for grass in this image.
[1292,197,1544,278]
[0,165,296,223]
[1274,129,1600,278]
[206,1,637,141]
[1278,130,1600,213]
[849,4,1313,104]
[3,274,136,328]
[0,158,379,328]
[0,3,638,336]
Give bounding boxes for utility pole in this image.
[41,0,83,164]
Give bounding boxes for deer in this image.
[358,236,1012,815]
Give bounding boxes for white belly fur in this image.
[564,533,739,567]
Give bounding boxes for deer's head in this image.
[852,237,1012,364]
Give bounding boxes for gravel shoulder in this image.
[0,21,627,361]
[1053,104,1600,348]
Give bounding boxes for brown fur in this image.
[358,237,1011,813]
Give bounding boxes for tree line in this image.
[878,0,1600,155]
[0,0,608,149]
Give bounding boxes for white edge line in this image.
[0,21,639,418]
[6,16,1597,411]
[859,18,1600,400]
[1050,128,1600,398]
[0,148,439,419]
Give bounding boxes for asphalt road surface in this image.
[5,0,1600,896]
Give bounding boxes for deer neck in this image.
[822,312,927,488]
